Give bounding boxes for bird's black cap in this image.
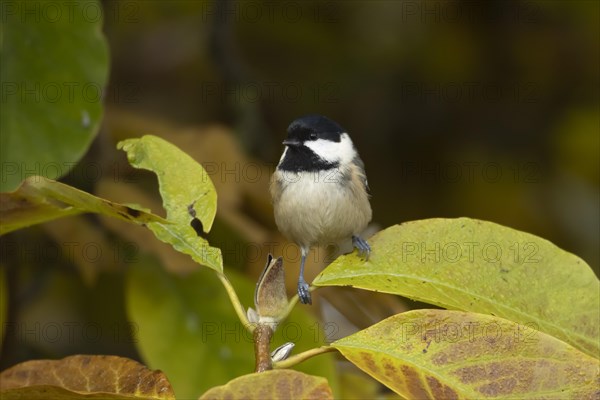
[278,115,345,172]
[286,114,345,143]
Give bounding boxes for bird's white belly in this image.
[274,170,370,248]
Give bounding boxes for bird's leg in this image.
[352,235,371,260]
[297,247,312,305]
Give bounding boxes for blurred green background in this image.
[1,0,598,398]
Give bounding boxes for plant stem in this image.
[217,272,254,333]
[254,324,274,372]
[273,346,336,369]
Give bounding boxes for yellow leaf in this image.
[315,218,600,357]
[199,370,333,400]
[333,310,600,399]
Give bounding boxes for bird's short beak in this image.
[283,139,301,147]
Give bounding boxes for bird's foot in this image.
[352,235,371,260]
[297,280,312,305]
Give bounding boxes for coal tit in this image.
[270,115,372,304]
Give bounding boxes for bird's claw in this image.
[352,235,371,260]
[297,281,312,305]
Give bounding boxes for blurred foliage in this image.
[0,268,6,354]
[1,0,598,398]
[1,0,109,191]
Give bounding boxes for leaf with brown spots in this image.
[0,355,175,399]
[314,218,600,357]
[0,176,166,236]
[333,309,600,399]
[199,370,333,400]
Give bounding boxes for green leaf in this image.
[144,222,222,273]
[333,309,600,399]
[118,135,222,272]
[0,176,167,235]
[117,135,217,232]
[0,355,175,400]
[314,218,600,358]
[199,370,333,400]
[1,0,109,191]
[127,256,338,400]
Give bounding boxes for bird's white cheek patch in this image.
[305,133,356,164]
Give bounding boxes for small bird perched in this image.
[270,115,372,304]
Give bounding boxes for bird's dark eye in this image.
[309,132,318,140]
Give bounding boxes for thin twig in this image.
[216,272,254,333]
[273,346,337,369]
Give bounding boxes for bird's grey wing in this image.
[352,155,370,194]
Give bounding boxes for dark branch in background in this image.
[208,0,275,160]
